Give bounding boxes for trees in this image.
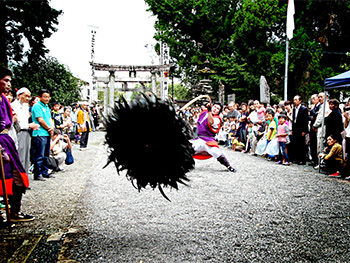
[169,83,193,100]
[11,57,82,105]
[2,1,84,105]
[145,0,286,102]
[0,0,61,67]
[145,0,350,102]
[218,0,286,102]
[146,0,237,90]
[289,0,350,99]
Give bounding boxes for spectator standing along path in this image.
[31,89,54,181]
[77,101,91,151]
[11,87,39,174]
[292,95,309,165]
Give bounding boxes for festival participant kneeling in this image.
[319,134,344,178]
[50,129,72,172]
[191,102,237,172]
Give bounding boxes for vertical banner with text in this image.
[160,42,169,100]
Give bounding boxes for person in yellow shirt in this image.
[264,109,278,160]
[319,134,343,178]
[77,101,91,151]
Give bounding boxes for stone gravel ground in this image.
[1,131,350,262]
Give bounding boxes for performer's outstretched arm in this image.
[207,103,214,126]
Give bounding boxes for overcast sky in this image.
[45,0,158,82]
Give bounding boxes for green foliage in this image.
[227,0,286,101]
[168,83,193,100]
[146,0,238,90]
[146,0,350,103]
[10,57,82,105]
[340,52,350,71]
[0,0,61,66]
[97,90,105,102]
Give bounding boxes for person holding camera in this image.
[50,129,72,172]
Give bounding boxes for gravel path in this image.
[2,131,350,262]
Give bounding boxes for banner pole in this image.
[0,153,12,232]
[284,37,289,101]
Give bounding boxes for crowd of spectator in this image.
[1,66,101,223]
[1,60,349,224]
[9,89,101,180]
[177,93,350,180]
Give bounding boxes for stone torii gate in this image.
[90,62,174,114]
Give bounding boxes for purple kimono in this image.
[194,110,222,142]
[192,110,222,159]
[0,94,29,196]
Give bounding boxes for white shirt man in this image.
[313,92,330,155]
[11,87,39,173]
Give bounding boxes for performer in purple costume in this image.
[0,66,34,222]
[191,102,236,172]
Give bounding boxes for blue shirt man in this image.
[31,89,54,180]
[32,100,51,137]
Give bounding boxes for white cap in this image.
[17,87,30,96]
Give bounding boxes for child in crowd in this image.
[257,102,266,121]
[223,116,231,146]
[279,110,290,128]
[275,114,290,165]
[227,121,244,151]
[228,115,236,125]
[319,134,343,177]
[264,109,277,160]
[216,116,229,145]
[227,123,238,149]
[230,137,245,151]
[51,101,63,133]
[244,120,254,153]
[265,109,277,142]
[275,104,285,119]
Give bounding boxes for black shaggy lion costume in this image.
[104,93,195,200]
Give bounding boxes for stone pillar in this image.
[104,84,109,116]
[109,71,115,110]
[218,80,225,104]
[151,71,157,94]
[260,75,270,104]
[162,78,168,100]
